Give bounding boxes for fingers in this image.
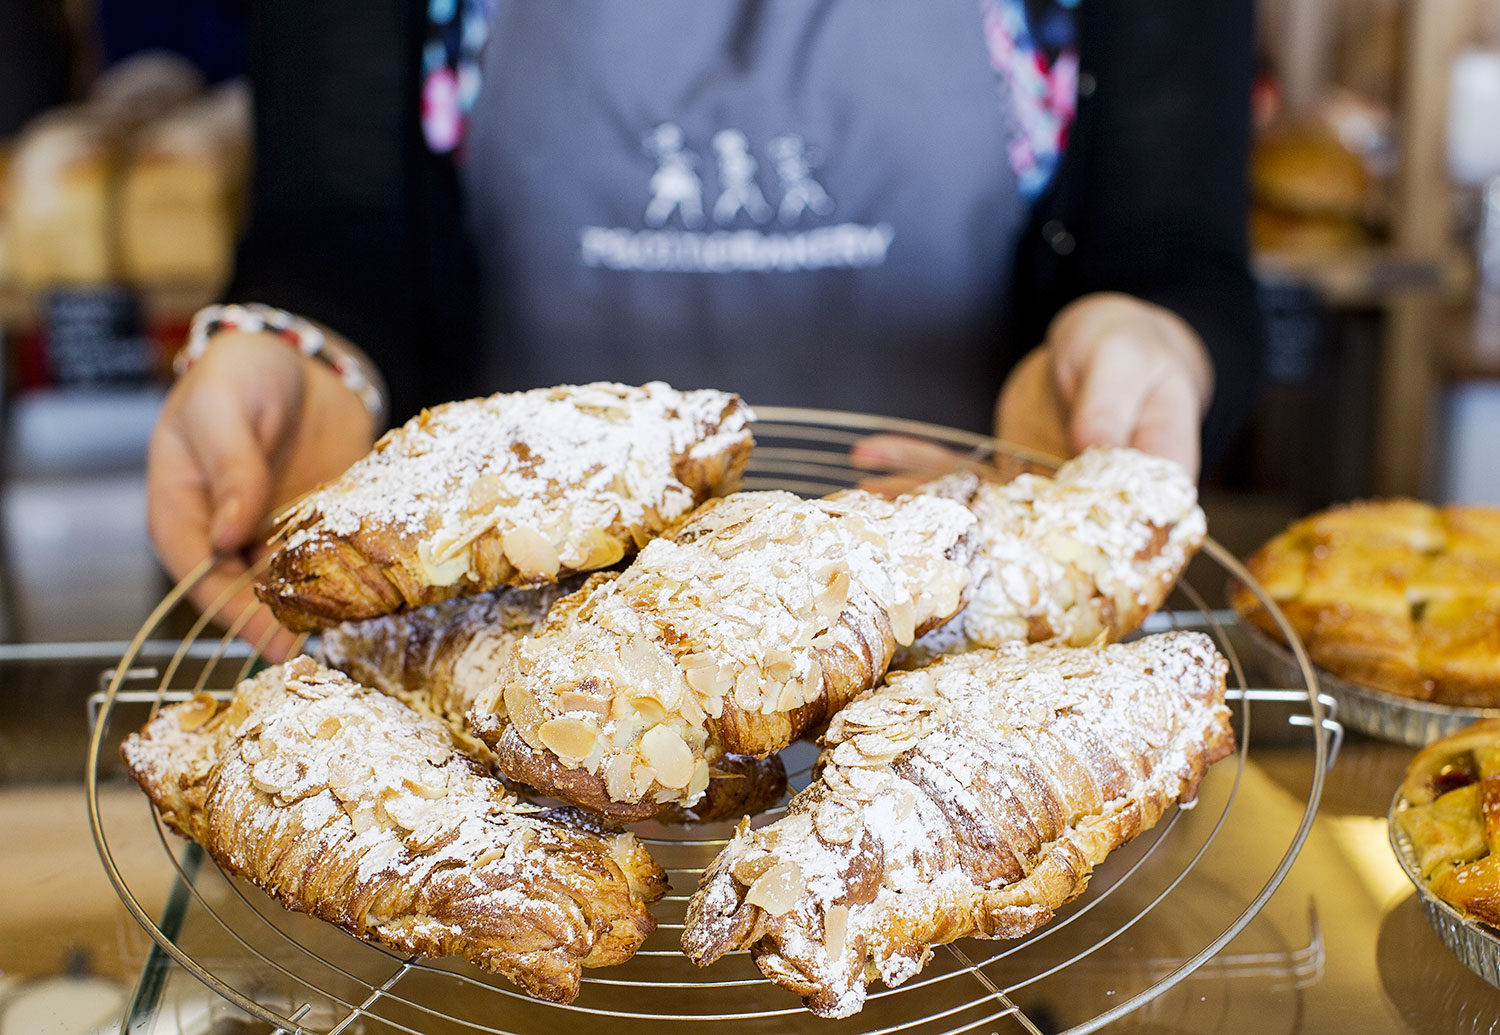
[147,414,302,660]
[179,381,277,553]
[851,434,968,476]
[145,333,313,658]
[1065,332,1161,453]
[1125,375,1202,478]
[185,556,304,663]
[1039,293,1214,478]
[850,434,970,496]
[146,419,219,586]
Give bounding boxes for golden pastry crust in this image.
[473,489,979,818]
[319,579,584,731]
[1397,718,1500,928]
[1233,499,1500,704]
[120,656,667,1003]
[320,581,787,822]
[257,382,754,631]
[654,752,789,824]
[900,447,1205,665]
[681,632,1234,1018]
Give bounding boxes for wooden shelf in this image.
[1253,245,1473,307]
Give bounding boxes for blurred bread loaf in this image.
[119,81,250,285]
[3,107,119,288]
[1251,120,1372,254]
[0,51,249,294]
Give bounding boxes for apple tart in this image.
[1233,500,1500,705]
[121,656,668,1003]
[257,382,755,631]
[682,631,1234,1017]
[472,488,979,819]
[1396,718,1500,927]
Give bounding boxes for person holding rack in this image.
[147,0,1264,647]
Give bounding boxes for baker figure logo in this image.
[769,134,834,225]
[711,129,772,226]
[588,123,891,272]
[643,123,704,229]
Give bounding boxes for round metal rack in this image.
[87,407,1334,1035]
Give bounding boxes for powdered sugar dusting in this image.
[121,656,665,1000]
[908,446,1205,660]
[260,382,753,627]
[488,489,978,811]
[319,579,584,729]
[682,631,1233,1018]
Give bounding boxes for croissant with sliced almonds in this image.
[682,632,1234,1018]
[472,488,979,819]
[121,656,668,1003]
[320,583,787,822]
[903,447,1205,665]
[257,382,754,631]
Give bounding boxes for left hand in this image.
[994,292,1214,479]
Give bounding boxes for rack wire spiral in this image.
[87,408,1335,1035]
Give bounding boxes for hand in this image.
[146,330,379,657]
[994,292,1213,478]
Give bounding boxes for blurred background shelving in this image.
[1241,0,1500,513]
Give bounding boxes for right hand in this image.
[146,330,379,658]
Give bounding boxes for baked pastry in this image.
[120,655,667,1003]
[682,631,1234,1018]
[1232,499,1500,704]
[901,446,1204,664]
[4,107,119,288]
[319,579,587,737]
[119,82,251,286]
[319,581,788,822]
[473,488,979,819]
[654,751,788,824]
[1396,718,1500,927]
[257,382,755,631]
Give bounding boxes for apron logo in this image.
[643,123,705,229]
[583,123,893,273]
[711,129,773,226]
[767,134,834,225]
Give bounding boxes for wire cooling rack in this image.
[87,408,1335,1035]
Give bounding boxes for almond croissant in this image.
[903,447,1205,665]
[257,382,754,630]
[682,631,1234,1018]
[121,655,667,1003]
[473,488,979,819]
[319,583,787,822]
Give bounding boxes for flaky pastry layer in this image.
[903,447,1204,665]
[257,382,754,630]
[474,489,978,817]
[121,656,667,1003]
[683,632,1234,1017]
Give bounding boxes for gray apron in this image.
[463,0,1027,432]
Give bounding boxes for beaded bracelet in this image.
[174,303,390,426]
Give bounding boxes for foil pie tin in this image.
[1389,790,1500,990]
[1240,621,1500,748]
